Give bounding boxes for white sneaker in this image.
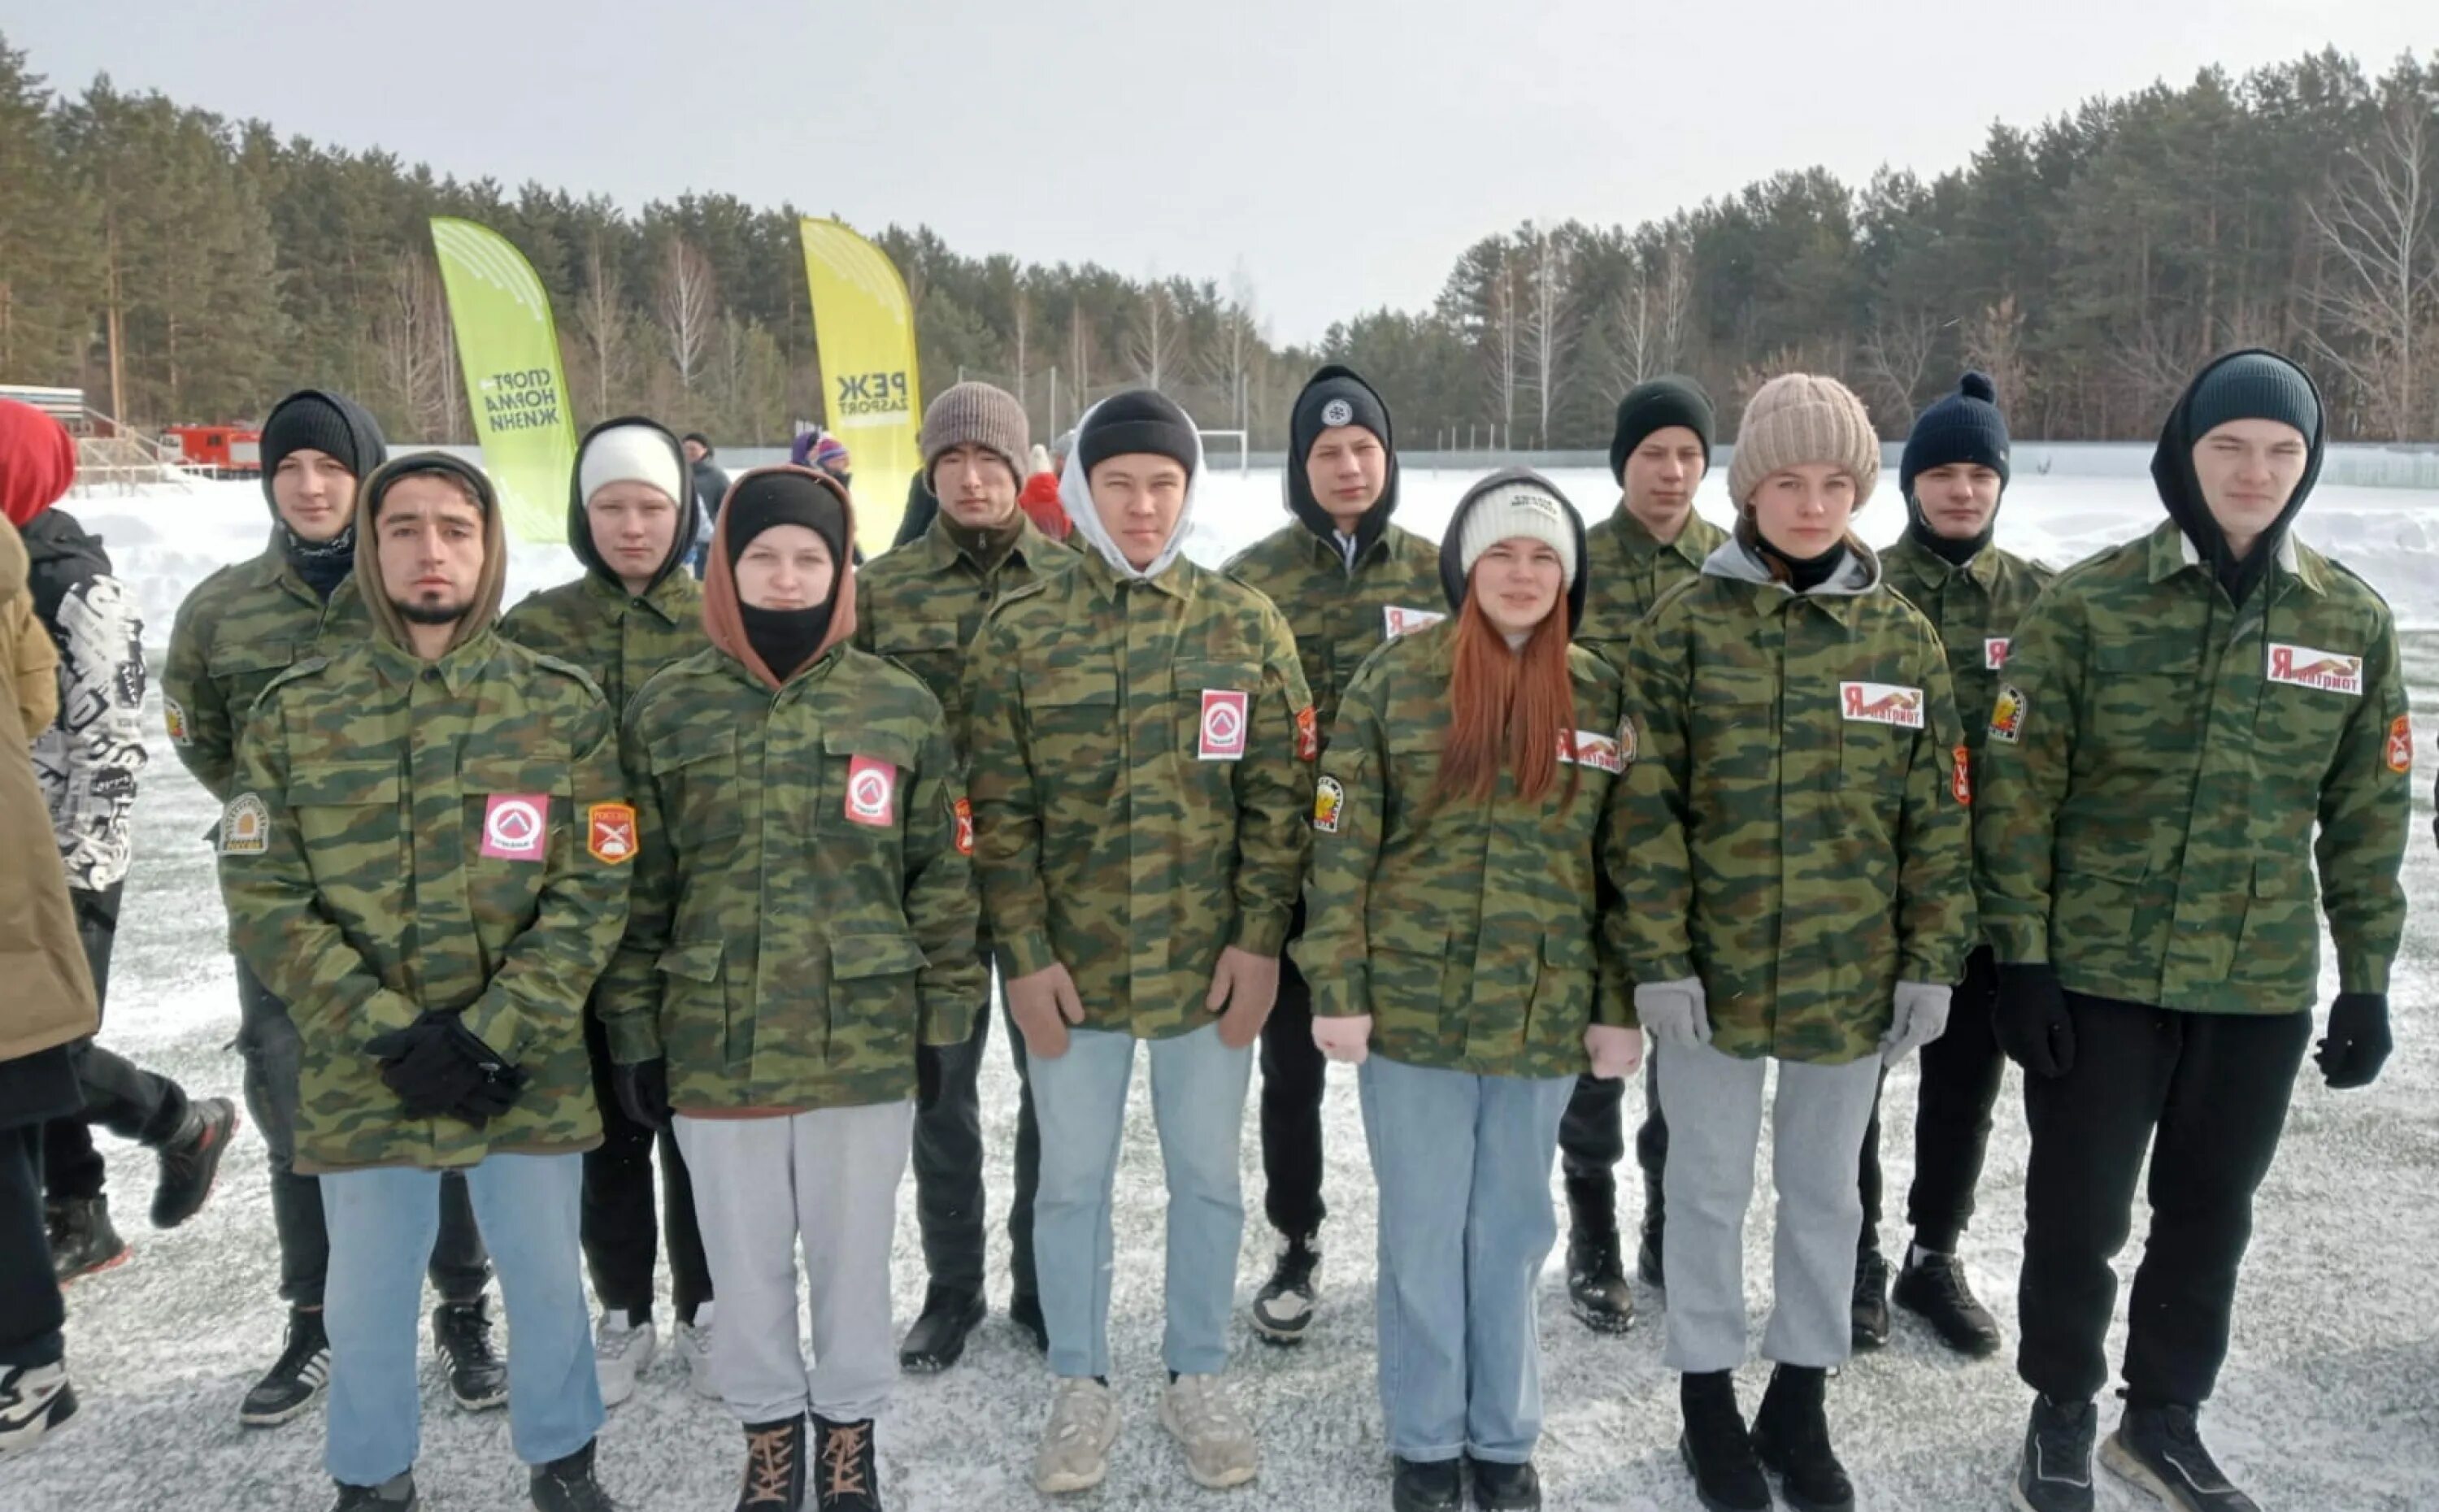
[1033,1376,1122,1494]
[676,1303,719,1401]
[593,1310,658,1407]
[1162,1373,1257,1488]
[0,1361,78,1460]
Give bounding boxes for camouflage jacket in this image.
[1221,520,1446,738]
[598,645,982,1112]
[1574,506,1728,668]
[1293,621,1632,1078]
[217,632,628,1172]
[963,547,1317,1038]
[498,567,704,738]
[853,515,1074,754]
[1976,521,2409,1013]
[162,541,370,802]
[1615,541,1975,1064]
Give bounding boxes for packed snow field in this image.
[6,470,2439,1510]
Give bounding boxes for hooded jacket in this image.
[22,507,149,893]
[2151,348,2326,608]
[1057,398,1202,583]
[1437,468,1593,633]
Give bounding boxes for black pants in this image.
[580,1003,711,1325]
[41,884,193,1202]
[232,955,489,1310]
[1855,946,2006,1257]
[1,1121,64,1369]
[911,944,1041,1300]
[2016,993,2311,1408]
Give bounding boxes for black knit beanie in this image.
[1076,389,1198,479]
[1607,376,1714,484]
[724,470,849,571]
[1900,371,2012,565]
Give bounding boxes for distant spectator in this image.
[1016,442,1071,542]
[680,433,727,580]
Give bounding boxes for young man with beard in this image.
[502,418,715,1405]
[1220,365,1442,1347]
[855,382,1076,1371]
[964,391,1315,1496]
[163,392,504,1429]
[1984,351,2408,1512]
[221,454,631,1512]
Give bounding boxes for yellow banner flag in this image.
[430,217,576,544]
[798,218,923,550]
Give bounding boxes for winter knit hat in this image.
[811,434,852,480]
[0,398,76,527]
[724,467,850,571]
[1293,369,1391,454]
[1608,376,1715,484]
[578,421,688,507]
[1454,478,1580,587]
[2187,350,2322,445]
[1899,371,2011,498]
[1028,443,1054,477]
[1727,373,1880,508]
[921,381,1030,484]
[259,390,387,505]
[1075,389,1198,479]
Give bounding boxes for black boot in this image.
[46,1196,130,1283]
[896,1284,985,1373]
[328,1471,418,1510]
[1751,1365,1854,1512]
[1677,1371,1767,1512]
[1468,1457,1541,1510]
[530,1437,619,1512]
[1563,1175,1635,1335]
[433,1297,508,1410]
[241,1307,332,1428]
[1637,1168,1666,1288]
[151,1096,238,1229]
[1893,1245,2001,1358]
[1390,1457,1463,1512]
[1850,1249,1889,1351]
[2100,1403,2259,1512]
[811,1413,880,1512]
[2014,1394,2097,1512]
[1006,1289,1047,1354]
[737,1415,806,1511]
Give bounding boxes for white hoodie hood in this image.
[1058,398,1204,581]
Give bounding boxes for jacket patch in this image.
[2388,715,2413,775]
[587,802,637,864]
[953,795,975,855]
[1560,728,1625,775]
[1384,605,1446,639]
[1295,704,1319,762]
[1984,637,2011,671]
[480,793,550,862]
[164,695,192,745]
[1951,745,1972,806]
[1989,684,2026,744]
[2267,642,2363,696]
[1198,689,1249,761]
[846,756,898,827]
[1312,775,1345,834]
[1619,715,1637,767]
[1840,681,1925,728]
[219,793,269,855]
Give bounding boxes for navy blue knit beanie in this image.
[1898,372,2011,500]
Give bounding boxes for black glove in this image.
[437,1016,528,1123]
[2316,991,2393,1089]
[1993,962,2075,1079]
[916,1043,946,1113]
[614,1059,672,1131]
[366,1014,488,1119]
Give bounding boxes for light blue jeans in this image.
[1028,1022,1252,1379]
[1360,1055,1574,1464]
[320,1154,600,1488]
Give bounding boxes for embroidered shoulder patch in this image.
[164,695,192,745]
[1839,681,1925,728]
[588,802,637,863]
[2386,715,2412,775]
[1989,684,2026,745]
[220,793,269,855]
[1312,776,1345,834]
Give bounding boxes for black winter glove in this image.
[365,1015,488,1119]
[614,1059,672,1131]
[1993,962,2075,1079]
[2316,992,2393,1089]
[438,1017,527,1123]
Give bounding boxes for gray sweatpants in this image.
[1654,1041,1882,1372]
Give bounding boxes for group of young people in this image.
[0,336,2406,1512]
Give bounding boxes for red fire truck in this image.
[163,424,263,474]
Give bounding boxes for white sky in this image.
[8,2,2430,345]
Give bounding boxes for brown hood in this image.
[0,512,28,602]
[702,464,859,690]
[350,454,511,654]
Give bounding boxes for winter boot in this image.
[151,1096,238,1228]
[433,1297,509,1410]
[1893,1245,2002,1357]
[46,1196,130,1283]
[241,1307,332,1427]
[2100,1403,2260,1512]
[328,1471,418,1510]
[1468,1456,1542,1510]
[530,1436,620,1512]
[897,1284,985,1373]
[1007,1288,1048,1354]
[1249,1230,1321,1344]
[1750,1364,1854,1512]
[2012,1395,2096,1512]
[1850,1249,1890,1350]
[1637,1165,1667,1288]
[737,1415,806,1512]
[0,1361,77,1460]
[1391,1457,1464,1512]
[1677,1370,1768,1512]
[812,1413,881,1511]
[1563,1173,1635,1334]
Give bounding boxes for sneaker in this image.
[677,1305,720,1400]
[1850,1249,1890,1351]
[2100,1404,2259,1512]
[594,1310,659,1407]
[897,1284,985,1373]
[1160,1372,1258,1490]
[812,1414,880,1511]
[1033,1376,1122,1495]
[1248,1231,1320,1344]
[152,1096,239,1229]
[1678,1371,1768,1512]
[241,1308,332,1427]
[737,1415,806,1510]
[1750,1365,1853,1512]
[46,1196,131,1283]
[1007,1290,1048,1354]
[1893,1246,2002,1358]
[530,1436,620,1512]
[1469,1456,1542,1510]
[2013,1395,2096,1512]
[330,1472,419,1510]
[433,1297,509,1411]
[1392,1457,1464,1512]
[0,1361,78,1460]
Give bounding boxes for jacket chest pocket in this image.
[876,616,967,711]
[647,725,744,849]
[1689,665,1776,790]
[1024,663,1120,775]
[1178,658,1265,770]
[2089,639,2205,758]
[210,639,299,713]
[459,754,576,913]
[285,759,402,877]
[826,928,928,1065]
[818,728,921,841]
[1834,672,1924,793]
[2250,645,2360,778]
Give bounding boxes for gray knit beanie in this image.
[920,382,1030,483]
[1727,373,1881,508]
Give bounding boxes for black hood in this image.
[1438,467,1589,636]
[2149,349,2325,606]
[19,506,111,626]
[1285,364,1400,558]
[567,415,700,594]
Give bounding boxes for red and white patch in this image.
[845,756,897,828]
[1839,681,1925,729]
[1951,745,1972,806]
[952,796,976,855]
[1383,605,1446,639]
[2387,715,2413,776]
[1312,776,1346,834]
[480,793,550,862]
[1559,728,1626,775]
[1984,637,2011,671]
[2267,642,2363,696]
[587,802,637,864]
[1198,689,1249,761]
[1989,684,2027,745]
[1295,704,1319,762]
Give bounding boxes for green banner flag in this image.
[430,216,575,543]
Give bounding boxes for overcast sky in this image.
[9,2,2430,345]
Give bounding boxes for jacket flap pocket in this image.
[208,640,297,676]
[2090,638,2202,676]
[648,724,737,776]
[821,728,920,770]
[655,939,724,983]
[1540,932,1596,970]
[1031,664,1119,707]
[286,759,401,806]
[880,618,963,654]
[459,752,574,797]
[1693,665,1776,705]
[831,930,928,980]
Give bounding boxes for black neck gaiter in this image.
[284,526,356,602]
[740,602,833,684]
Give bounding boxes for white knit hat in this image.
[578,423,685,508]
[1456,480,1578,587]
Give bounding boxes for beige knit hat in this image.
[921,382,1029,481]
[1726,373,1881,508]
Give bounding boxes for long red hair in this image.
[1433,589,1577,807]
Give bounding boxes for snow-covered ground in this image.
[7,471,2439,1510]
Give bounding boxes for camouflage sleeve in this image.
[163,591,236,801]
[1228,604,1318,955]
[1896,618,1974,984]
[597,692,674,1063]
[963,613,1058,978]
[905,715,985,1046]
[220,687,424,1049]
[1291,662,1388,1019]
[1615,609,1697,984]
[1592,700,1636,1028]
[1972,584,2088,965]
[2315,611,2409,993]
[456,689,633,1063]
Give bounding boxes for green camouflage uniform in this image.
[1220,521,1445,739]
[499,568,704,788]
[963,549,1317,1038]
[598,644,983,1112]
[1616,541,1975,1063]
[1975,520,2409,1011]
[161,543,369,802]
[1293,620,1633,1078]
[1573,507,1728,668]
[217,632,629,1172]
[854,515,1075,754]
